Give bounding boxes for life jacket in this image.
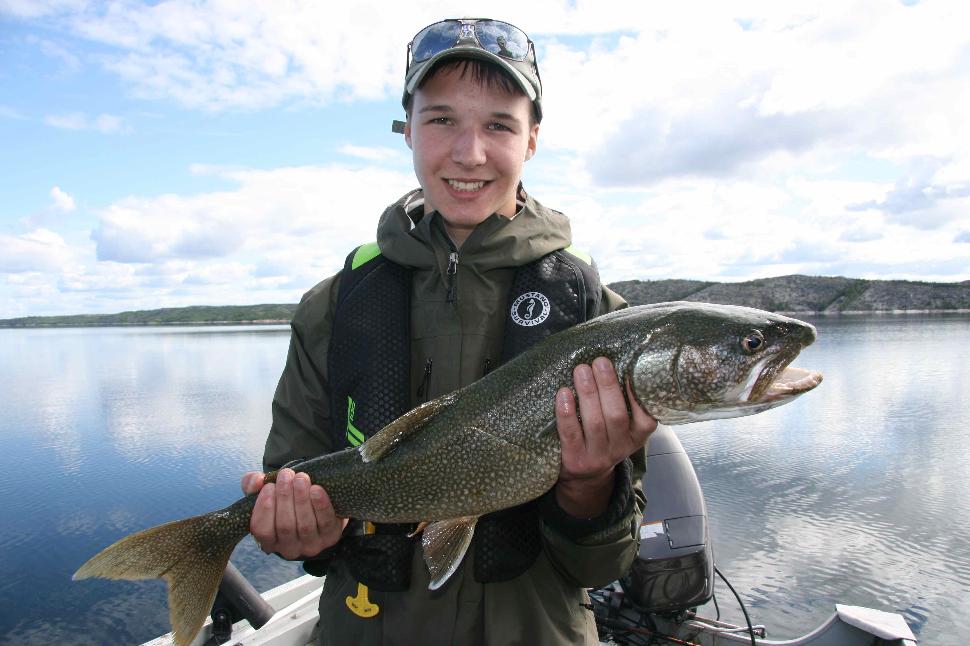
[322,242,602,590]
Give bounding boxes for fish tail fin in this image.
[74,505,251,646]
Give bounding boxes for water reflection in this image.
[0,316,967,644]
[0,325,299,645]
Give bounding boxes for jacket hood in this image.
[375,187,573,273]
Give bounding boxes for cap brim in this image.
[405,46,537,101]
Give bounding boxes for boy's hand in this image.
[554,357,657,518]
[241,468,347,560]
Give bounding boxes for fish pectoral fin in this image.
[421,516,478,591]
[408,521,430,538]
[359,393,457,463]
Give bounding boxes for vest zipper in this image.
[446,251,459,303]
[415,358,433,403]
[483,358,492,376]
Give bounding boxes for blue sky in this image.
[2,0,969,318]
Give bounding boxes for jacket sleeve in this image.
[262,274,342,471]
[537,282,648,588]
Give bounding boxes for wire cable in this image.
[713,564,756,646]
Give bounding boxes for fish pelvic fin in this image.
[360,392,457,463]
[74,503,252,646]
[421,516,478,591]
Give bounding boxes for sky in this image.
[1,0,969,319]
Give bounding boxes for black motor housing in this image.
[621,425,714,613]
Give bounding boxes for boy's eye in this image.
[428,116,452,125]
[488,122,512,132]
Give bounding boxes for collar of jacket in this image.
[374,186,573,273]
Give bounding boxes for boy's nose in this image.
[451,128,487,167]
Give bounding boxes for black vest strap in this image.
[329,250,411,450]
[325,244,602,587]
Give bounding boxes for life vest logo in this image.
[511,292,551,327]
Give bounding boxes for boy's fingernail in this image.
[593,357,612,375]
[278,470,292,486]
[557,389,572,415]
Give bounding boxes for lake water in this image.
[0,315,967,645]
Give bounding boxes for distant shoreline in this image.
[0,320,293,328]
[5,311,970,330]
[3,274,969,328]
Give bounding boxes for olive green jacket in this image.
[263,188,645,645]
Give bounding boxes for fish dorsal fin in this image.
[422,516,478,590]
[359,393,457,463]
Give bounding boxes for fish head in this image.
[629,302,822,424]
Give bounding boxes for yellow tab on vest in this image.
[346,582,380,618]
[345,520,380,617]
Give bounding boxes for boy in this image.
[243,18,655,645]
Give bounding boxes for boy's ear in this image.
[524,123,539,161]
[404,118,413,150]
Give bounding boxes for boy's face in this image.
[405,65,539,246]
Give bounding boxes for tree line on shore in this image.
[3,275,969,327]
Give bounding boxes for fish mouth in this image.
[757,365,823,402]
[745,352,823,404]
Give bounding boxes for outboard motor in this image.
[620,425,714,614]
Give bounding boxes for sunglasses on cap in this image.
[407,18,536,68]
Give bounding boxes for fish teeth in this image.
[766,367,823,397]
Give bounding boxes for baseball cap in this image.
[401,19,543,123]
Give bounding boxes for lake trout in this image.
[74,302,822,645]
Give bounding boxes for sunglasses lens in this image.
[475,20,530,61]
[411,21,461,62]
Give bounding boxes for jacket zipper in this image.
[446,251,459,303]
[415,358,433,403]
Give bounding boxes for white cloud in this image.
[847,159,970,229]
[0,0,89,19]
[67,1,408,111]
[44,112,129,133]
[33,36,82,70]
[0,228,71,273]
[538,1,970,186]
[91,162,415,277]
[536,170,970,285]
[2,162,419,316]
[44,113,87,130]
[0,105,26,119]
[338,144,406,163]
[50,186,76,212]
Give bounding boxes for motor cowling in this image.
[620,425,714,614]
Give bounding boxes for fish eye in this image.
[741,331,765,353]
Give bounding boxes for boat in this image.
[143,426,917,646]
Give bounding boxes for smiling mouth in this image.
[447,179,487,192]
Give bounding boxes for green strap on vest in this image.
[351,242,382,270]
[563,245,592,265]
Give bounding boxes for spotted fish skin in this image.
[74,301,822,646]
